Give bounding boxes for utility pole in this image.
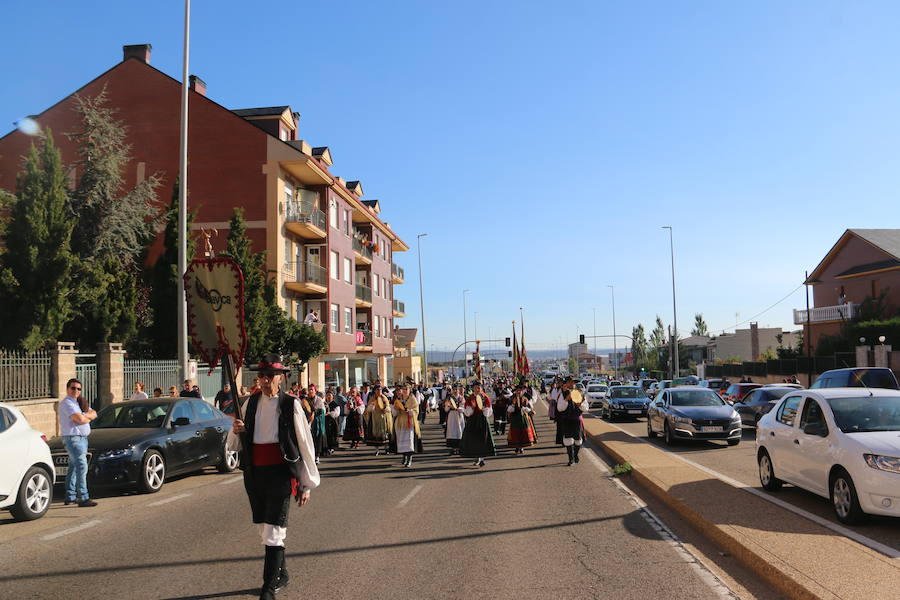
[462,289,470,379]
[662,226,679,376]
[608,285,617,380]
[177,0,191,382]
[417,233,428,385]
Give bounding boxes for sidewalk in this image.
[582,417,900,600]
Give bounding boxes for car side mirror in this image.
[172,416,191,427]
[803,422,827,437]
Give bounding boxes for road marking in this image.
[41,519,103,541]
[582,447,738,599]
[599,420,900,560]
[398,484,424,507]
[220,475,243,485]
[147,493,192,507]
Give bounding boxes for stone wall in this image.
[14,398,60,436]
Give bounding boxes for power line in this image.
[711,283,805,334]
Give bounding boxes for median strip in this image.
[41,519,103,541]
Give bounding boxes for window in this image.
[343,258,352,283]
[330,251,339,280]
[374,315,381,338]
[283,238,291,268]
[343,209,350,235]
[776,395,802,426]
[0,407,14,433]
[192,400,216,422]
[799,399,827,434]
[373,274,380,297]
[329,198,338,229]
[284,181,293,208]
[331,303,339,333]
[344,307,352,334]
[382,316,387,338]
[171,402,194,424]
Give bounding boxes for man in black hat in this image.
[228,354,320,600]
[555,376,588,466]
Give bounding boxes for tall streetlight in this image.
[608,285,617,380]
[662,226,679,376]
[462,289,470,378]
[473,312,478,341]
[177,0,191,382]
[592,307,597,367]
[417,233,429,385]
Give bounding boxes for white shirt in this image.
[252,393,280,444]
[130,391,149,402]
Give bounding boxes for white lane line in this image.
[220,475,243,485]
[147,493,193,507]
[41,519,103,541]
[398,484,424,507]
[599,420,900,560]
[582,447,738,599]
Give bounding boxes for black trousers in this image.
[243,463,292,527]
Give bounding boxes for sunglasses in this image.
[69,386,82,391]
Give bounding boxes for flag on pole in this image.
[520,318,530,375]
[512,322,520,375]
[473,340,482,380]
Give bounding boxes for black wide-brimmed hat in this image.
[248,353,291,374]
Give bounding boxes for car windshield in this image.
[587,385,607,393]
[669,390,724,407]
[851,369,899,389]
[826,396,900,433]
[761,389,792,402]
[92,402,171,429]
[612,387,645,398]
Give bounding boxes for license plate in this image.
[55,466,68,477]
[627,410,642,414]
[701,426,723,432]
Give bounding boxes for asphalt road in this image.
[589,409,900,553]
[0,402,736,600]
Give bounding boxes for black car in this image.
[732,386,795,426]
[600,386,650,420]
[809,367,900,390]
[48,398,238,494]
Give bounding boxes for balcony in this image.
[355,283,373,308]
[393,299,405,318]
[285,200,326,239]
[355,329,373,351]
[353,238,373,265]
[793,302,859,325]
[391,263,404,284]
[282,261,327,295]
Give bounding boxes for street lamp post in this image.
[177,0,191,382]
[417,233,428,385]
[608,285,617,380]
[662,226,679,377]
[462,289,470,379]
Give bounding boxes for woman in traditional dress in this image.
[324,391,341,455]
[364,385,393,455]
[507,384,537,455]
[391,384,422,467]
[443,383,466,454]
[309,391,327,464]
[459,381,496,467]
[342,390,365,448]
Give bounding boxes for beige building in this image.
[708,323,798,362]
[392,328,421,383]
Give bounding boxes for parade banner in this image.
[520,318,530,376]
[512,323,520,375]
[183,257,247,371]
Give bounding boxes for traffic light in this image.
[505,337,511,347]
[579,334,585,344]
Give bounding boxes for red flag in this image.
[520,318,530,375]
[512,322,520,375]
[473,341,482,380]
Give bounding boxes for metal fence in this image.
[75,356,99,410]
[0,349,51,401]
[196,364,224,400]
[703,353,858,380]
[124,359,179,398]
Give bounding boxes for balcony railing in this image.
[393,299,405,314]
[282,260,327,288]
[392,263,404,281]
[355,283,373,303]
[353,238,373,261]
[793,302,859,325]
[355,329,373,346]
[285,200,326,231]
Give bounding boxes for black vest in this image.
[241,391,304,479]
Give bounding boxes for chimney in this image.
[123,44,152,64]
[189,75,207,96]
[750,322,759,360]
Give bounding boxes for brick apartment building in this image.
[0,44,409,389]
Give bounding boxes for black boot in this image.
[274,562,289,593]
[260,545,284,600]
[573,444,581,464]
[566,446,574,466]
[406,454,413,468]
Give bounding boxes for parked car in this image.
[47,398,238,494]
[724,383,762,404]
[639,379,658,393]
[733,386,795,426]
[809,367,900,391]
[699,378,727,394]
[673,376,700,387]
[585,384,609,408]
[600,386,650,420]
[756,388,900,524]
[763,383,804,389]
[608,380,622,387]
[647,387,742,446]
[0,402,54,521]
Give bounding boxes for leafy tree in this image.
[222,207,269,362]
[650,316,666,353]
[0,132,76,350]
[631,324,648,366]
[691,313,708,337]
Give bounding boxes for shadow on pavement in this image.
[159,588,259,600]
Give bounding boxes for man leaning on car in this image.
[58,378,98,507]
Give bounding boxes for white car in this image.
[586,384,609,408]
[756,388,900,524]
[0,402,54,521]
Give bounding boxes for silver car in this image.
[647,386,742,447]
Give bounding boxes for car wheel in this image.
[830,469,866,525]
[9,466,52,521]
[218,447,240,473]
[138,450,166,493]
[664,421,678,446]
[758,450,782,491]
[647,418,658,438]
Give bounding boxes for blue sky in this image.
[3,1,899,352]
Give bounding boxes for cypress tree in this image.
[0,131,76,350]
[222,207,269,362]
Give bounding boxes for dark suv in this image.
[810,367,899,390]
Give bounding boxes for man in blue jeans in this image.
[57,378,98,507]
